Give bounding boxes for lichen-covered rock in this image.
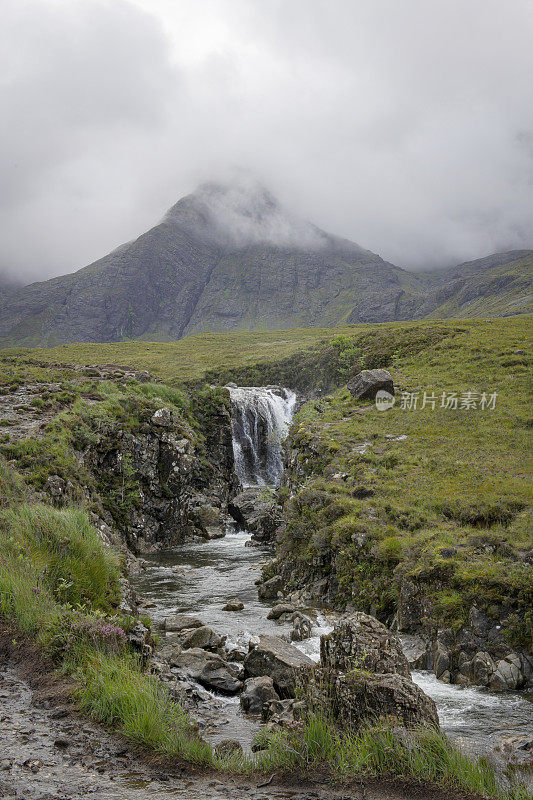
[321,612,411,677]
[240,676,279,715]
[302,668,439,731]
[244,634,314,697]
[347,369,394,401]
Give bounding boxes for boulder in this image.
[172,648,242,694]
[228,487,282,542]
[164,614,204,632]
[490,657,521,691]
[347,369,394,401]
[45,475,66,499]
[267,603,295,620]
[258,575,284,601]
[321,612,411,677]
[214,739,243,759]
[223,598,244,611]
[181,625,225,651]
[471,651,495,686]
[303,668,439,731]
[240,676,279,715]
[244,634,314,697]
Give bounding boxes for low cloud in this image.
[1,0,532,283]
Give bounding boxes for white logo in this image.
[375,390,395,411]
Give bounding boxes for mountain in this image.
[0,178,531,348]
[422,250,533,319]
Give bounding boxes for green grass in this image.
[275,315,533,645]
[0,318,482,384]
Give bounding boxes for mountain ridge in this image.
[0,180,531,348]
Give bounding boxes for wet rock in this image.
[164,614,204,632]
[244,634,314,697]
[173,648,243,694]
[240,676,279,715]
[214,739,243,758]
[347,369,394,401]
[223,598,244,611]
[321,612,411,677]
[228,487,282,542]
[267,603,295,620]
[258,575,284,601]
[181,625,225,651]
[290,613,312,642]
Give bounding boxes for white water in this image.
[227,385,296,486]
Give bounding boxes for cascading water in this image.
[226,385,296,486]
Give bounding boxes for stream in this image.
[132,384,532,766]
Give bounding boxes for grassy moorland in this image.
[273,316,532,647]
[0,318,484,384]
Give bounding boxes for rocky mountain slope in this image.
[1,178,530,348]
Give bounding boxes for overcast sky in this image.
[2,0,532,283]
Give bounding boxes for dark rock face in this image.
[228,487,282,542]
[243,634,314,697]
[321,612,411,677]
[347,369,394,401]
[84,395,236,552]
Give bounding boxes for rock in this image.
[347,369,394,401]
[181,625,225,651]
[262,697,307,726]
[126,623,152,661]
[267,603,295,620]
[490,658,521,691]
[321,612,411,677]
[258,575,283,601]
[244,634,314,697]
[290,613,312,642]
[173,648,242,694]
[471,651,495,686]
[223,598,244,611]
[151,407,173,427]
[214,739,243,759]
[164,614,204,632]
[228,487,282,542]
[433,642,450,680]
[303,668,439,731]
[399,634,428,669]
[45,474,66,499]
[240,676,279,715]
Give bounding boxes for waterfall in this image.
[227,385,296,487]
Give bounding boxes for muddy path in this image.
[0,630,484,800]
